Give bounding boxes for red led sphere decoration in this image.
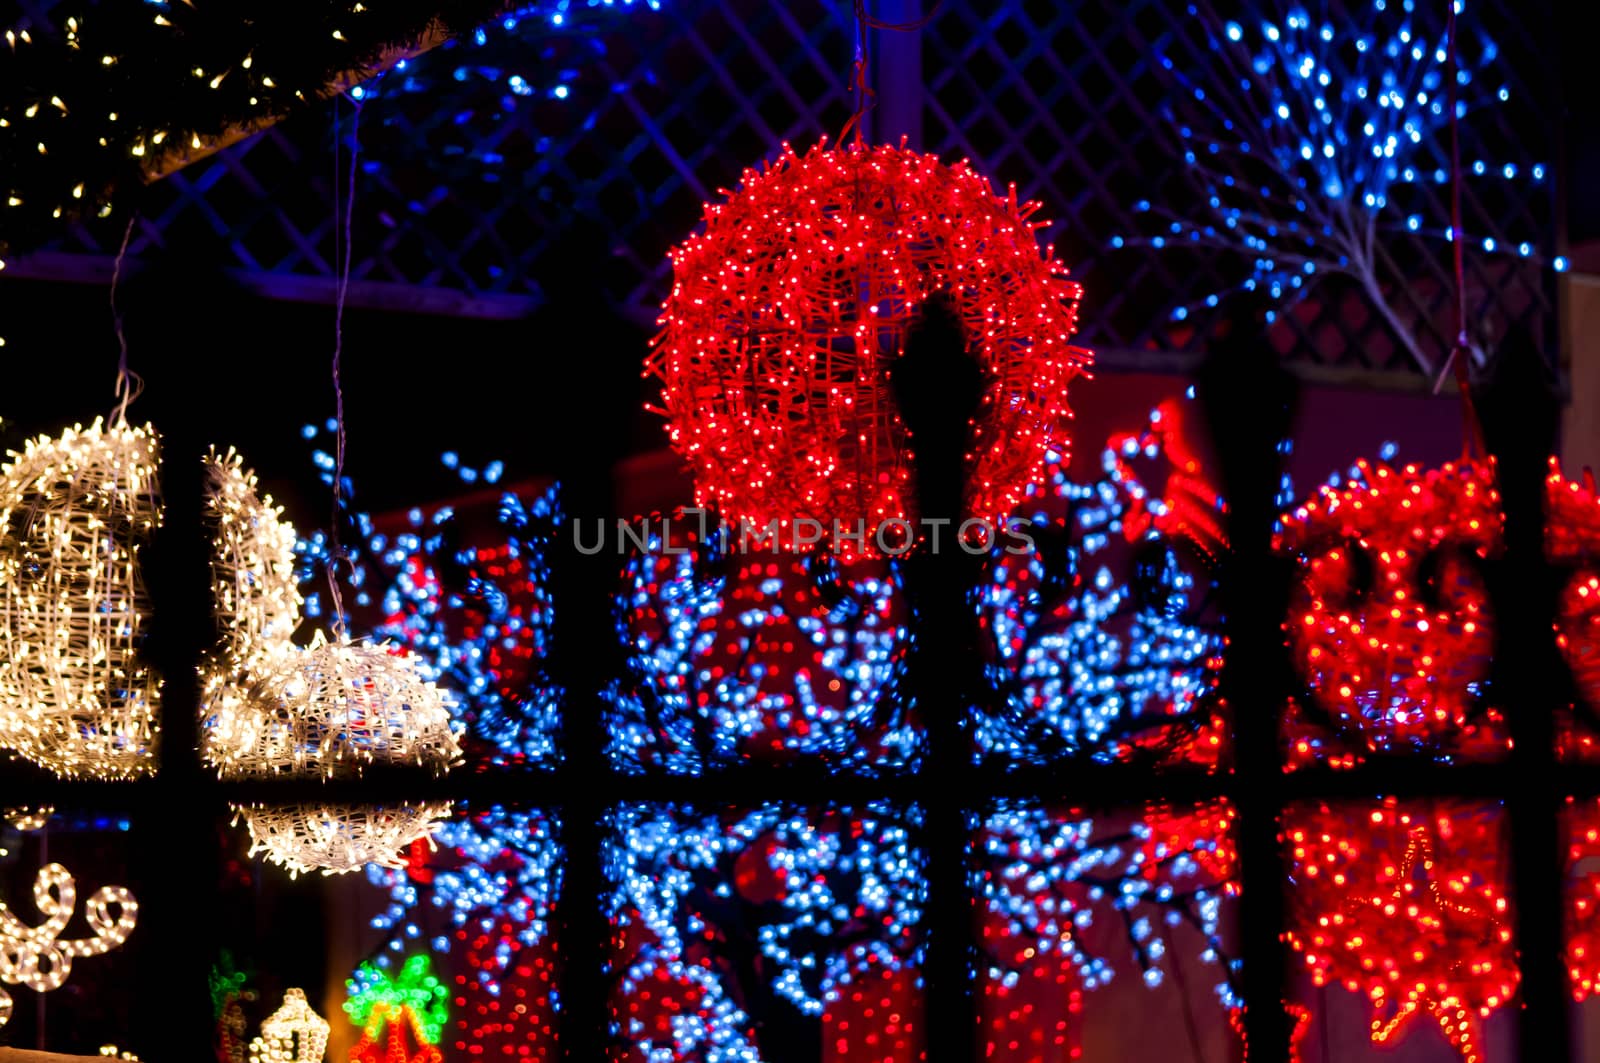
[649,139,1090,557]
[1278,458,1507,767]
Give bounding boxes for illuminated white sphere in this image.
[234,802,452,879]
[209,633,461,778]
[0,420,162,779]
[249,987,331,1063]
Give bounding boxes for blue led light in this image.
[1113,0,1553,339]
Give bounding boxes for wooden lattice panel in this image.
[4,0,1562,378]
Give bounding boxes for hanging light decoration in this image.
[218,632,461,876]
[0,861,139,1030]
[209,631,460,779]
[648,138,1090,558]
[200,447,302,739]
[234,802,453,879]
[248,987,331,1063]
[0,419,162,779]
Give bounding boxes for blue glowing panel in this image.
[972,400,1227,768]
[604,802,926,1061]
[604,519,920,775]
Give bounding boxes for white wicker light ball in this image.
[0,419,162,779]
[219,633,461,876]
[249,987,332,1063]
[210,632,461,779]
[234,802,453,879]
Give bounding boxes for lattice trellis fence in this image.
[0,0,1563,378]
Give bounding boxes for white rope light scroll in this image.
[0,861,139,1030]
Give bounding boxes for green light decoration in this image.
[343,953,449,1046]
[209,949,253,1019]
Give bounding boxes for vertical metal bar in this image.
[1196,307,1298,1063]
[892,299,983,1061]
[870,0,923,149]
[137,415,221,1063]
[1479,332,1572,1062]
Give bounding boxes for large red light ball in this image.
[648,139,1091,557]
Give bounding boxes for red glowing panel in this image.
[648,139,1090,558]
[1283,799,1516,1063]
[1277,459,1505,767]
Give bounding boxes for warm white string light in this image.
[0,861,139,1030]
[233,802,452,879]
[2,806,55,831]
[0,419,162,779]
[248,987,331,1062]
[208,631,460,779]
[200,447,302,758]
[218,632,461,876]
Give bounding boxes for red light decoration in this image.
[1283,799,1516,1063]
[648,138,1091,557]
[1563,797,1600,1001]
[1544,463,1600,760]
[1277,458,1507,767]
[350,1003,443,1063]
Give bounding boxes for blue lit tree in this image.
[364,806,561,992]
[603,802,926,1061]
[1118,0,1560,374]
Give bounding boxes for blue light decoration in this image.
[295,422,563,767]
[973,400,1228,767]
[603,518,920,775]
[1117,0,1556,374]
[356,0,663,105]
[603,802,926,1061]
[974,801,1242,1056]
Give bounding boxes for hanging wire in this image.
[108,215,143,425]
[327,92,362,635]
[837,0,939,147]
[1435,0,1486,456]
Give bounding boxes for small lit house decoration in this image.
[0,419,162,778]
[1277,457,1507,767]
[344,955,448,1063]
[1283,799,1516,1063]
[648,139,1090,558]
[0,861,139,1030]
[220,632,460,876]
[249,987,331,1063]
[200,447,302,736]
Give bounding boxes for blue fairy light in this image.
[1115,0,1553,373]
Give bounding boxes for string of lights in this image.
[1114,0,1561,372]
